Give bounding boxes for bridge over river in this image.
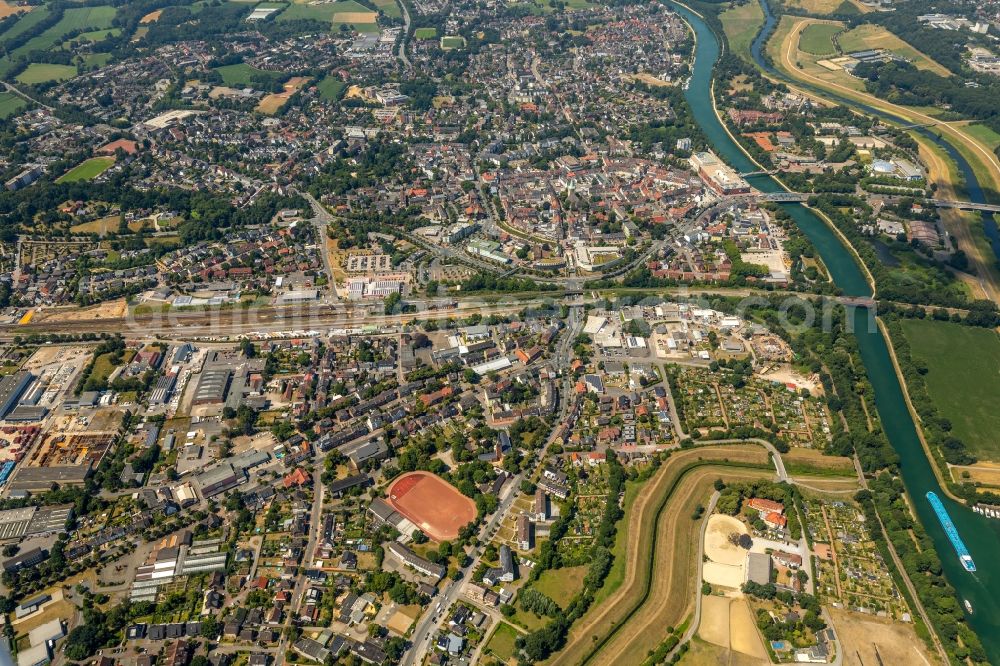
[723,191,1000,212]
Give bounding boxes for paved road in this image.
[3,82,53,110]
[667,490,720,662]
[275,469,325,666]
[396,0,412,70]
[401,306,582,665]
[297,190,339,304]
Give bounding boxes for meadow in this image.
[16,62,76,84]
[371,0,400,19]
[56,157,115,183]
[531,565,587,608]
[0,91,26,119]
[484,622,520,662]
[798,22,840,55]
[719,1,764,60]
[837,24,950,75]
[900,318,1000,460]
[214,62,285,87]
[316,75,345,101]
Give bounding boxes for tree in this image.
[384,291,403,314]
[200,616,219,639]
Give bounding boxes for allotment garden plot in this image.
[559,463,615,562]
[670,365,831,446]
[803,497,910,619]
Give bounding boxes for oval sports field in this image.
[386,471,477,542]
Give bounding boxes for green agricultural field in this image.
[798,22,840,55]
[371,0,400,19]
[71,27,121,43]
[277,0,374,29]
[962,123,1000,152]
[532,565,587,608]
[56,156,115,183]
[16,62,77,84]
[900,318,1000,460]
[414,27,436,39]
[316,75,345,100]
[720,0,764,60]
[81,52,112,68]
[19,5,115,53]
[507,0,593,14]
[276,2,337,21]
[0,5,50,42]
[214,62,285,87]
[484,622,519,662]
[0,91,26,119]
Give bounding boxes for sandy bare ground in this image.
[0,0,31,18]
[830,607,939,666]
[680,637,768,666]
[705,514,748,566]
[139,9,162,23]
[704,561,745,589]
[699,595,731,648]
[0,0,29,17]
[333,10,376,22]
[256,76,310,114]
[549,445,772,666]
[729,598,767,660]
[629,72,670,87]
[951,460,1000,487]
[699,596,767,661]
[758,365,820,393]
[704,514,749,588]
[33,298,127,322]
[22,346,90,374]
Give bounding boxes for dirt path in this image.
[820,505,843,598]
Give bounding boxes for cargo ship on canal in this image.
[927,491,976,572]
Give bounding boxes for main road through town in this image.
[400,305,582,666]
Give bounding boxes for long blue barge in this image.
[927,491,976,572]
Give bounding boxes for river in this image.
[665,1,1000,661]
[747,1,1000,268]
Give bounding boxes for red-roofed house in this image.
[764,512,787,529]
[283,468,311,488]
[746,498,784,515]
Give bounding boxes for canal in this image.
[665,1,1000,660]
